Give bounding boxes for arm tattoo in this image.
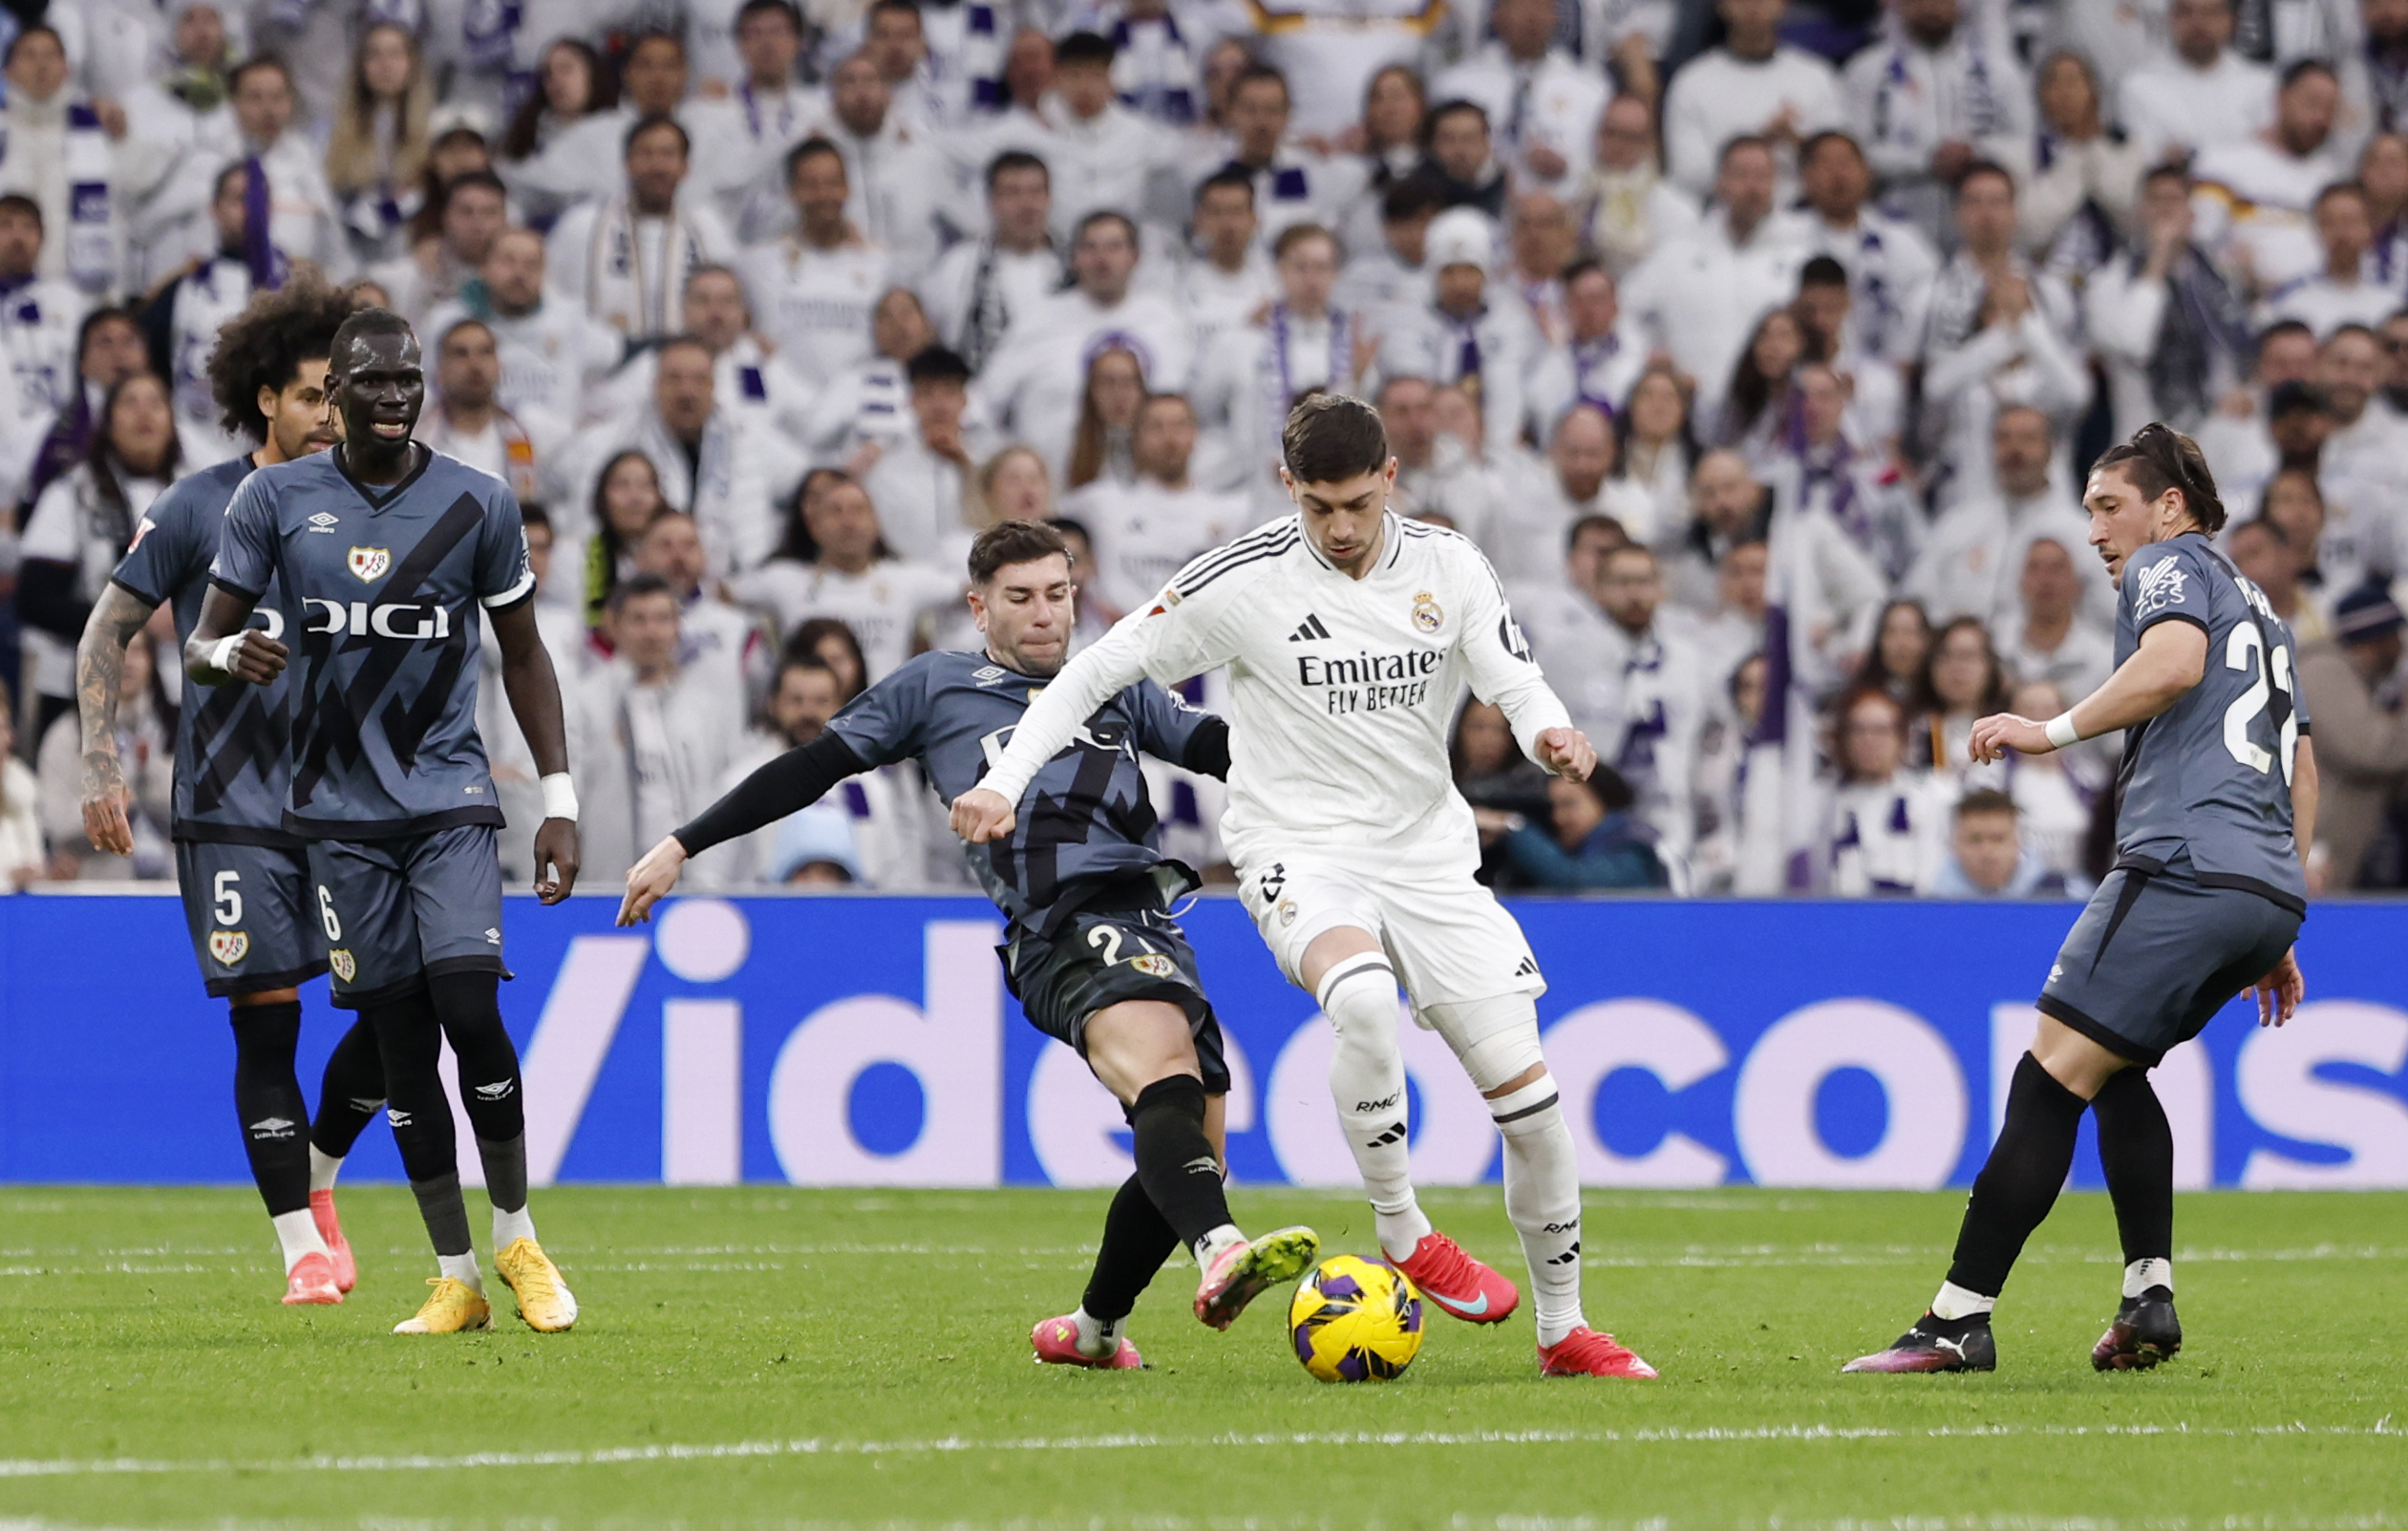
[77,584,160,770]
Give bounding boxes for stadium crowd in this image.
[3,0,2408,901]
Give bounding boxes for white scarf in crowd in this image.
[584,195,714,338]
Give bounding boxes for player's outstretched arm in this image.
[75,584,160,856]
[1970,619,2208,763]
[182,583,284,688]
[951,622,1156,845]
[490,600,581,904]
[617,734,873,925]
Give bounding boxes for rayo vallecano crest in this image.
[208,930,248,965]
[349,546,391,582]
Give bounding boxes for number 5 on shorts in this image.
[316,884,343,942]
[212,869,242,926]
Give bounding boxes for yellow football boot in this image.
[496,1238,579,1332]
[392,1276,492,1334]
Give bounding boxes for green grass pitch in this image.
[0,1185,2400,1528]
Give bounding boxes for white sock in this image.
[1317,956,1430,1261]
[438,1250,484,1292]
[1193,1223,1244,1268]
[1070,1305,1124,1358]
[493,1203,538,1249]
[309,1146,344,1196]
[2123,1258,2174,1298]
[1490,1074,1587,1347]
[271,1209,329,1273]
[1931,1281,1995,1321]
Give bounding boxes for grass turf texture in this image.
[0,1186,2400,1529]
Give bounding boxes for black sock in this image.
[1127,1074,1232,1253]
[1081,1172,1183,1325]
[309,1016,387,1160]
[428,972,528,1206]
[2092,1068,2175,1273]
[362,989,469,1253]
[1945,1053,2090,1298]
[229,1000,309,1218]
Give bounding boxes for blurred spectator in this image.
[789,614,870,701]
[630,509,768,691]
[2087,166,2253,439]
[0,679,40,890]
[551,116,737,343]
[1928,788,2067,899]
[118,2,245,290]
[36,607,171,881]
[1820,685,1950,895]
[1065,392,1247,623]
[730,473,958,678]
[1414,98,1508,221]
[1664,0,1842,199]
[1493,404,1653,582]
[1504,192,1579,347]
[802,286,936,455]
[1526,259,1645,443]
[497,38,617,223]
[1378,373,1497,535]
[2312,323,2408,595]
[1378,206,1535,453]
[2194,318,2320,505]
[810,53,955,281]
[2268,182,2400,336]
[863,347,998,557]
[2259,464,2334,608]
[2019,50,2147,281]
[0,25,149,298]
[687,0,821,243]
[1456,696,1555,887]
[1590,542,1706,861]
[1338,175,1439,319]
[1571,93,1697,280]
[1181,171,1275,355]
[713,653,864,888]
[1911,614,2014,784]
[1851,598,1935,708]
[1999,677,2100,877]
[17,306,150,512]
[2189,60,2347,295]
[420,317,539,505]
[0,195,90,440]
[2300,584,2408,888]
[139,164,279,465]
[325,22,434,266]
[2117,0,2275,167]
[1796,132,1936,372]
[580,449,670,625]
[2228,511,2329,644]
[1907,406,2093,628]
[509,31,694,214]
[2345,0,2408,138]
[15,374,179,741]
[979,443,1057,528]
[1512,512,1629,736]
[1066,346,1148,492]
[370,169,508,334]
[919,151,1057,371]
[227,56,351,280]
[1615,365,1697,530]
[1841,0,2032,247]
[1621,136,1805,423]
[570,574,750,883]
[1715,305,1813,462]
[1195,223,1361,487]
[1431,0,1611,198]
[1490,767,1668,891]
[1198,63,1338,250]
[2000,534,2115,703]
[1769,361,1920,585]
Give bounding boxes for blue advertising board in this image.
[2,892,2403,1188]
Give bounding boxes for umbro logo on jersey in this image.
[971,665,1010,685]
[307,512,340,533]
[1288,613,1332,642]
[484,927,501,944]
[348,546,392,582]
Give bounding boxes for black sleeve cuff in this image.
[673,733,870,856]
[110,574,166,610]
[1183,715,1232,780]
[208,575,265,604]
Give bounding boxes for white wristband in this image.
[2045,712,2083,750]
[206,634,243,673]
[540,772,579,822]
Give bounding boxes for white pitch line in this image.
[0,1422,2397,1479]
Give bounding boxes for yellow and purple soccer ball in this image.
[1287,1254,1424,1383]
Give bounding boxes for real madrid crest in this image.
[348,546,391,583]
[330,949,357,983]
[1412,590,1443,633]
[208,930,248,966]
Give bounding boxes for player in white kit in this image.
[954,393,1657,1378]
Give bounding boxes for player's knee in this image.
[1315,952,1398,1040]
[1128,1072,1208,1125]
[227,998,303,1070]
[1419,995,1545,1095]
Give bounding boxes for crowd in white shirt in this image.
[8,0,2408,897]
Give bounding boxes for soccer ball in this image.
[1287,1255,1423,1383]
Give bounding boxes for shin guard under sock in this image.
[2091,1067,2176,1282]
[1128,1074,1233,1256]
[230,1000,311,1218]
[1944,1053,2089,1299]
[1317,954,1431,1260]
[1490,1074,1587,1346]
[310,1016,387,1161]
[1080,1171,1183,1328]
[428,972,534,1242]
[364,989,474,1258]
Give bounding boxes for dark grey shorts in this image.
[2038,853,2303,1067]
[306,825,507,1010]
[1004,906,1230,1095]
[174,839,330,998]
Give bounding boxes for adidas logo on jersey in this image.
[1512,955,1540,979]
[1288,613,1332,642]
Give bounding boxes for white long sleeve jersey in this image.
[980,512,1572,860]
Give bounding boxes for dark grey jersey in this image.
[210,446,537,840]
[112,456,299,845]
[827,649,1220,930]
[2113,531,2312,908]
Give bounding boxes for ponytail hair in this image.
[2092,422,2227,535]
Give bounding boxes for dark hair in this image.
[1273,222,1339,262]
[522,503,553,534]
[437,315,495,352]
[2092,421,2228,534]
[1719,307,1822,442]
[986,149,1049,190]
[1047,513,1093,551]
[775,467,852,561]
[625,29,688,64]
[1799,129,1865,165]
[1912,614,2013,721]
[2280,57,2338,92]
[1055,30,1116,67]
[626,111,691,159]
[607,570,676,615]
[1954,787,2018,821]
[785,617,868,698]
[737,0,804,31]
[1799,254,1849,289]
[1381,176,1445,223]
[1075,208,1139,249]
[1561,256,1607,288]
[441,168,509,207]
[502,38,613,160]
[1196,165,1256,207]
[1716,132,1772,166]
[1581,763,1637,816]
[870,0,923,21]
[228,54,293,96]
[2142,162,2191,192]
[210,275,357,440]
[1954,159,2016,199]
[2259,317,2315,349]
[785,135,845,184]
[1566,513,1628,554]
[0,192,41,230]
[1422,96,1488,145]
[586,449,668,623]
[84,374,180,558]
[969,519,1071,584]
[3,23,60,67]
[1283,392,1389,483]
[907,346,972,385]
[1835,684,1909,783]
[1230,62,1289,102]
[75,304,140,370]
[2232,514,2289,548]
[1846,597,1932,700]
[1068,345,1145,489]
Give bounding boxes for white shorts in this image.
[1233,838,1545,1010]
